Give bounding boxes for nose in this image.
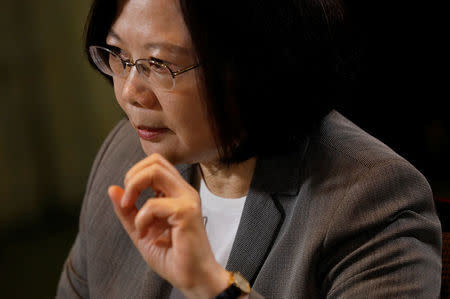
[120,67,159,109]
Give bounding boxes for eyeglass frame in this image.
[88,45,200,82]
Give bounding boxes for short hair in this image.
[85,0,357,164]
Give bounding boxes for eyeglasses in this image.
[88,45,200,91]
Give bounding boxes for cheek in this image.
[161,92,214,146]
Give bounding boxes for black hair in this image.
[85,0,358,164]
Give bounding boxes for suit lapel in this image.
[225,186,284,284]
[226,140,308,284]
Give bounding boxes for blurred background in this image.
[1,1,123,297]
[0,0,448,298]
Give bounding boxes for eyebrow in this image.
[107,30,192,57]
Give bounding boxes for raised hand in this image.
[107,153,229,299]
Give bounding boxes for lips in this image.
[136,125,166,131]
[136,126,169,140]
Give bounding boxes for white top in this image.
[169,169,247,299]
[199,176,247,268]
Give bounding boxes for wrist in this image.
[182,263,230,299]
[215,271,251,299]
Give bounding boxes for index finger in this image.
[121,162,185,208]
[124,153,181,187]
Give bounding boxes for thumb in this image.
[108,185,138,236]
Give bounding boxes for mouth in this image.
[130,120,169,141]
[136,126,169,141]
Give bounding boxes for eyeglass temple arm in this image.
[171,64,200,78]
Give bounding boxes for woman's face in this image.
[107,0,218,165]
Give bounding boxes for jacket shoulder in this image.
[311,110,411,169]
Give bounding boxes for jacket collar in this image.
[227,139,308,283]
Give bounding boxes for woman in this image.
[57,0,442,298]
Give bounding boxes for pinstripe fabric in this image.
[57,111,442,298]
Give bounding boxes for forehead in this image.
[110,0,192,49]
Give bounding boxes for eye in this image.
[150,63,166,73]
[150,58,169,74]
[109,46,130,61]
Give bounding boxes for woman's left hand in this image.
[107,153,229,299]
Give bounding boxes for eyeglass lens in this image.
[90,46,174,90]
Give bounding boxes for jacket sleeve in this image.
[56,119,129,298]
[321,160,442,298]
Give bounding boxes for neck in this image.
[199,157,257,199]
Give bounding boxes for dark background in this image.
[1,0,448,298]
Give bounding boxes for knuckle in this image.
[149,152,163,162]
[147,163,163,179]
[151,162,163,172]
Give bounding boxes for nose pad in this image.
[121,67,159,109]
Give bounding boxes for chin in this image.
[139,140,184,165]
[139,139,219,166]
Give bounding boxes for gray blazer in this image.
[57,110,442,298]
